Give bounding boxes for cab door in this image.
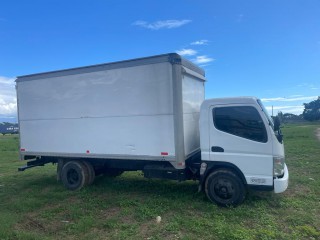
[209,104,273,186]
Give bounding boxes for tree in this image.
[282,113,303,123]
[302,97,320,121]
[277,111,284,124]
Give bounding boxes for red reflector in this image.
[161,152,168,156]
[20,148,25,152]
[86,150,90,154]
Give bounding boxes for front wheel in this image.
[205,169,246,207]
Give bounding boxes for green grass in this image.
[0,124,320,239]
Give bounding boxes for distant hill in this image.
[0,117,17,123]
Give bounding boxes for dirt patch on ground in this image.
[316,128,320,141]
[22,216,47,232]
[100,206,121,219]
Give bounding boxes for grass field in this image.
[0,124,319,240]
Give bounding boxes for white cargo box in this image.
[16,54,205,169]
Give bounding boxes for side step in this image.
[18,158,53,171]
[143,165,186,181]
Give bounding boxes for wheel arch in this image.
[201,161,248,188]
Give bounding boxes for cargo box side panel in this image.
[181,69,205,157]
[18,63,173,120]
[19,116,175,157]
[18,62,175,159]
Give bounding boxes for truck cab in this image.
[199,97,289,206]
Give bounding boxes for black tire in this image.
[81,161,95,185]
[61,161,89,191]
[205,169,246,207]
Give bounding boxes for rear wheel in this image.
[61,161,89,190]
[205,169,246,207]
[81,161,95,185]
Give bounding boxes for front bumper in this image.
[274,164,289,193]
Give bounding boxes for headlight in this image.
[273,156,285,177]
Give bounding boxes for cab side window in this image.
[213,106,268,143]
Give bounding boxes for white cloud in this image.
[261,97,287,102]
[289,94,303,98]
[0,76,17,116]
[265,105,304,115]
[176,48,197,56]
[0,76,15,85]
[132,19,191,30]
[192,55,215,64]
[265,105,303,110]
[296,83,319,90]
[261,95,319,115]
[191,40,209,45]
[261,96,318,103]
[199,64,210,68]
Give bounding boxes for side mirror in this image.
[276,129,283,143]
[273,116,281,131]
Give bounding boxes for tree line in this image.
[276,96,320,123]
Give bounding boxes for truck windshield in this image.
[257,99,274,130]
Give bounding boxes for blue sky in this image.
[0,0,319,121]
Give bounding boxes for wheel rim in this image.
[213,178,235,200]
[67,169,79,185]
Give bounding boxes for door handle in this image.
[211,146,224,152]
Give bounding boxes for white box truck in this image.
[16,53,288,206]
